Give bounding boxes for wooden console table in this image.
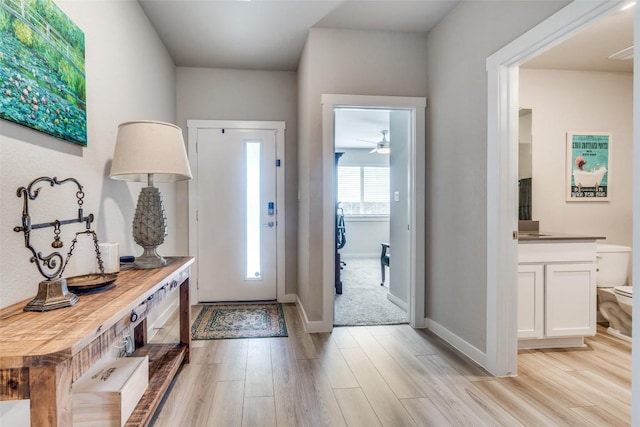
[0,256,194,426]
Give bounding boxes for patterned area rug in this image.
[191,303,288,339]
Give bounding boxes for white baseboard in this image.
[340,253,379,259]
[279,293,297,304]
[386,291,408,311]
[296,296,332,333]
[412,317,427,328]
[148,298,179,340]
[518,336,586,350]
[425,317,487,367]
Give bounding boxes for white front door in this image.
[196,128,277,301]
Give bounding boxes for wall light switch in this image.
[394,191,400,202]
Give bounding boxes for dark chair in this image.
[380,242,390,286]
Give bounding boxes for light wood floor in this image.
[149,304,631,426]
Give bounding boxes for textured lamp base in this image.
[133,186,168,270]
[24,278,79,312]
[134,247,168,269]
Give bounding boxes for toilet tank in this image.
[596,244,632,287]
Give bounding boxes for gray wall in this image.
[425,0,569,352]
[298,28,429,320]
[0,0,177,308]
[521,69,633,247]
[176,67,299,295]
[389,110,411,304]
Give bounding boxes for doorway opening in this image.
[486,1,634,376]
[321,94,426,331]
[333,107,410,326]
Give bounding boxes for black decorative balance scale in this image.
[13,177,117,312]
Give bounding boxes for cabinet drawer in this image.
[519,242,596,263]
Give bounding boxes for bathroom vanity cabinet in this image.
[517,239,598,349]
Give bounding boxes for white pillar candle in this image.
[98,243,119,274]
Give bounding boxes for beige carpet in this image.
[334,258,407,326]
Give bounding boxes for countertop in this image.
[518,231,606,242]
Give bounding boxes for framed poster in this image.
[566,132,611,201]
[0,0,86,146]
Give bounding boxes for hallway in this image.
[150,305,630,426]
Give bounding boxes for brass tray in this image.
[66,273,118,291]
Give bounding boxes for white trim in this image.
[605,327,632,343]
[386,291,408,312]
[295,295,327,333]
[518,336,585,350]
[188,120,285,131]
[344,216,390,222]
[281,293,297,304]
[633,6,640,424]
[425,318,488,369]
[186,120,287,304]
[340,253,379,259]
[485,1,624,376]
[321,94,426,332]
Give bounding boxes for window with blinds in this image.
[337,166,390,216]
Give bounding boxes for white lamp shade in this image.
[110,120,192,182]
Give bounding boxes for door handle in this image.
[263,221,275,228]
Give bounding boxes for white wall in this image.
[425,0,569,352]
[298,28,428,320]
[176,67,298,295]
[0,1,177,311]
[340,220,389,257]
[520,69,633,246]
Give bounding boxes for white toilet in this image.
[614,286,633,317]
[596,244,632,340]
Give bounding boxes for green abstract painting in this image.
[0,0,86,146]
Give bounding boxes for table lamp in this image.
[110,120,192,269]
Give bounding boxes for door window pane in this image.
[246,141,261,279]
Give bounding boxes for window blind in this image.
[337,166,390,216]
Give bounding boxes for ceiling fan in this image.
[359,130,390,154]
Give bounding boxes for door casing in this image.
[322,94,427,331]
[485,1,631,377]
[187,120,287,305]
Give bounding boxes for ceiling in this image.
[138,0,459,71]
[138,1,634,150]
[335,108,391,149]
[523,4,634,73]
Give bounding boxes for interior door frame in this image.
[485,1,631,377]
[187,120,286,305]
[322,94,427,330]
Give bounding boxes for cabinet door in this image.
[517,264,544,339]
[545,263,596,337]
